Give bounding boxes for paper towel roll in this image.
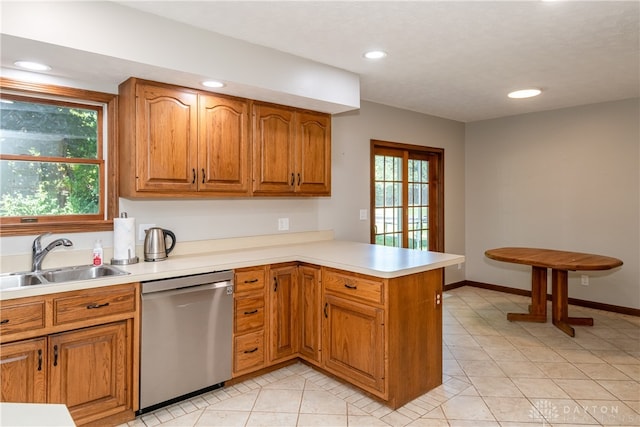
[113,217,136,261]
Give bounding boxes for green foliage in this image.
[0,99,100,217]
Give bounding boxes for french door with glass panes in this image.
[370,140,443,252]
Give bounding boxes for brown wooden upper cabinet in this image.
[118,78,330,198]
[252,103,331,196]
[119,78,250,197]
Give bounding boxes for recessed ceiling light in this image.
[508,89,542,99]
[363,50,387,60]
[14,60,52,71]
[202,80,225,88]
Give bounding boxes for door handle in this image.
[273,277,278,292]
[53,345,58,367]
[324,302,328,318]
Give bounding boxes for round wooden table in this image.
[485,247,623,337]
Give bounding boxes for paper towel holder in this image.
[111,212,140,265]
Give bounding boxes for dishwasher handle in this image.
[142,270,234,294]
[142,280,232,296]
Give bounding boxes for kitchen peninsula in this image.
[1,238,464,424]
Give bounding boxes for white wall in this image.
[319,101,466,285]
[465,98,640,309]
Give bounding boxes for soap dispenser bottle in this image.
[92,240,103,266]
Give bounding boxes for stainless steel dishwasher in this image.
[139,270,234,413]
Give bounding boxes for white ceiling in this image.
[115,0,640,122]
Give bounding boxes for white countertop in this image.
[0,240,464,300]
[0,403,75,426]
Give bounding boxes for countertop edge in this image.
[1,241,465,300]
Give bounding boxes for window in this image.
[0,78,117,236]
[370,140,444,252]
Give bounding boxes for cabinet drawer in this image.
[234,330,265,373]
[235,268,265,293]
[0,301,45,335]
[234,296,265,333]
[324,269,384,305]
[53,286,136,325]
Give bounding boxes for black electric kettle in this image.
[143,227,176,262]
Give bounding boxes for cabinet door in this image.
[323,295,385,395]
[299,265,321,364]
[49,321,129,425]
[135,83,198,191]
[199,94,251,194]
[0,338,47,403]
[296,112,331,195]
[269,265,299,362]
[252,104,296,194]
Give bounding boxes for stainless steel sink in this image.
[0,264,129,290]
[42,265,128,282]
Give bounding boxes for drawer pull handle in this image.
[244,279,258,284]
[0,319,9,325]
[37,349,43,371]
[53,345,58,367]
[344,283,358,290]
[86,302,110,309]
[244,309,259,315]
[244,347,259,354]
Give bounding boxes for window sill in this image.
[0,220,114,237]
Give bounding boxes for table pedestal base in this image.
[551,269,593,337]
[507,266,548,323]
[506,267,595,337]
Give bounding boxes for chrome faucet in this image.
[32,232,73,272]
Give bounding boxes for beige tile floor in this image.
[122,287,640,427]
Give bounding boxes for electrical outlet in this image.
[139,223,156,241]
[581,275,589,286]
[359,209,368,220]
[278,218,289,231]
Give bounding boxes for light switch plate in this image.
[359,209,368,220]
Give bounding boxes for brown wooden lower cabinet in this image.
[232,263,443,409]
[0,283,139,426]
[48,322,130,425]
[298,264,322,365]
[233,266,268,377]
[268,264,299,363]
[322,294,385,394]
[0,337,47,403]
